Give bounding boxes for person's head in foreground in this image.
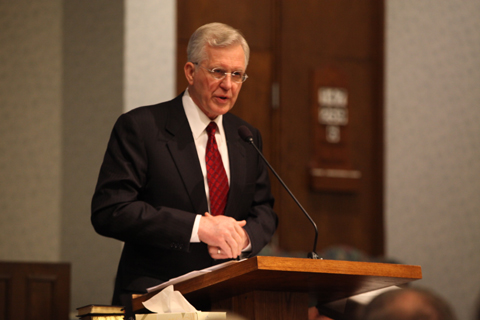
[360,287,456,320]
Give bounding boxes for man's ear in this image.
[184,62,195,85]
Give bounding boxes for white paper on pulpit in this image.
[146,259,246,293]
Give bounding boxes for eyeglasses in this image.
[193,62,248,83]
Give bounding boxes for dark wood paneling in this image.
[0,275,11,320]
[278,1,384,255]
[177,1,275,49]
[0,262,70,320]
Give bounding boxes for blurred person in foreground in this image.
[360,287,456,320]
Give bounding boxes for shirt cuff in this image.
[190,214,202,243]
[242,233,252,252]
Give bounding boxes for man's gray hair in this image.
[187,22,250,68]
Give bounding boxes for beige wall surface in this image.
[0,1,62,261]
[124,0,176,112]
[61,0,125,311]
[385,1,480,320]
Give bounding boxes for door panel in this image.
[278,1,384,255]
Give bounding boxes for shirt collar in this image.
[182,88,224,140]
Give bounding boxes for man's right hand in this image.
[198,212,247,259]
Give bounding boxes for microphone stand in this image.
[244,136,321,259]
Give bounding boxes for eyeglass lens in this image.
[210,68,245,83]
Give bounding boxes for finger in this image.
[236,220,247,227]
[232,224,246,254]
[222,225,241,257]
[229,238,239,259]
[208,245,217,255]
[219,241,233,258]
[231,222,247,257]
[240,227,250,249]
[233,232,243,257]
[208,245,222,259]
[223,234,240,259]
[215,247,224,259]
[234,228,248,256]
[220,236,234,258]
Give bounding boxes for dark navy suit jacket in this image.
[91,93,277,303]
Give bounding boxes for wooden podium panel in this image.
[132,256,421,319]
[0,261,70,320]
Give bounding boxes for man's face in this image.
[185,44,246,120]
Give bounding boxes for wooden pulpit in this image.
[132,256,422,320]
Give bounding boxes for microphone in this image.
[238,126,321,259]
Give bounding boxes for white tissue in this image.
[142,285,197,314]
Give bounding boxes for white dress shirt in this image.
[182,89,230,242]
[183,89,251,253]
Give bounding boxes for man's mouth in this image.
[216,95,229,101]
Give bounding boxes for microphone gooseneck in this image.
[238,125,320,259]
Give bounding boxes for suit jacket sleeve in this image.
[91,103,200,253]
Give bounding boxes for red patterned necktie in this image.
[205,122,229,216]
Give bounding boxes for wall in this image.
[61,0,125,311]
[0,1,62,262]
[124,0,176,112]
[385,1,480,319]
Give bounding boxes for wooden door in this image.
[177,0,385,257]
[277,1,385,256]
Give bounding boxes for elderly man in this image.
[91,22,278,308]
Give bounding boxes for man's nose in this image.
[219,74,233,89]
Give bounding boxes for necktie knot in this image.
[206,122,217,136]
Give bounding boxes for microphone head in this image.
[238,126,254,142]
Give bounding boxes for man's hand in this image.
[198,212,248,259]
[207,230,250,260]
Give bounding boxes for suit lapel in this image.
[163,98,208,214]
[223,116,247,219]
[161,101,247,218]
